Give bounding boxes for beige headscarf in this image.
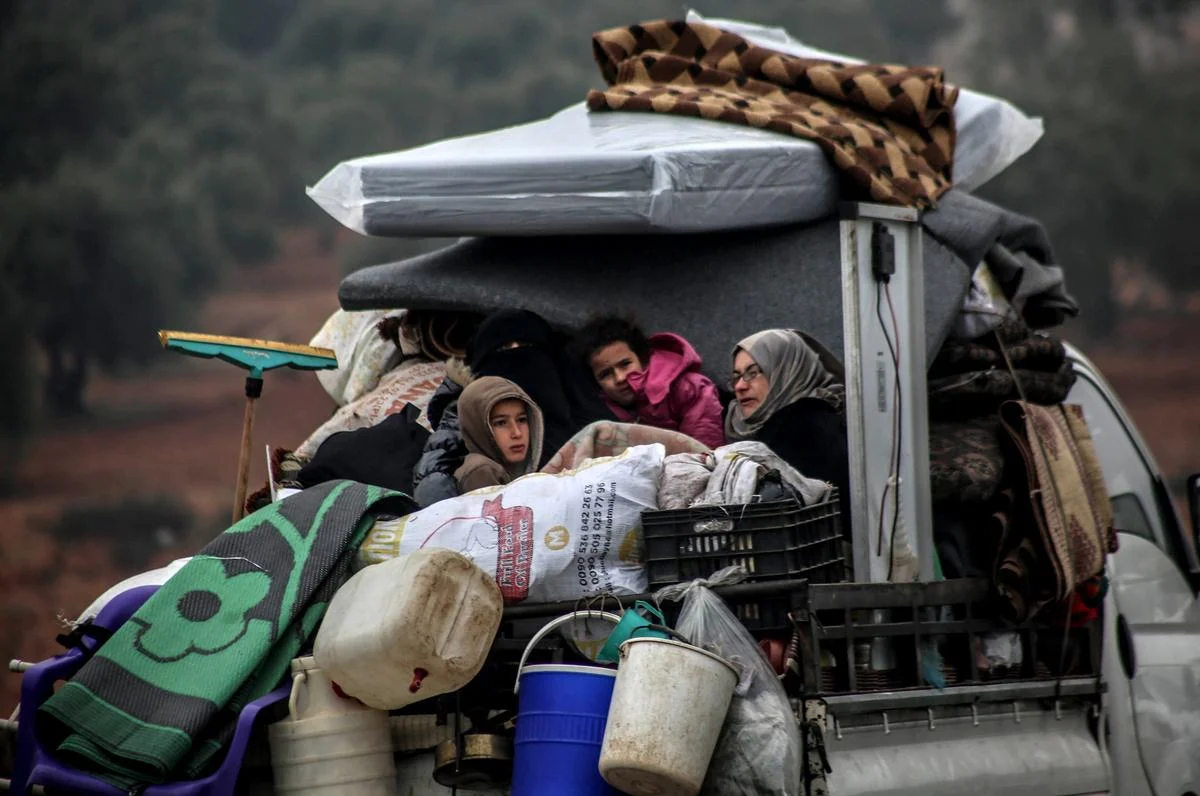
[455,376,544,491]
[724,329,845,441]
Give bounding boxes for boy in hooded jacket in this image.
[454,376,544,492]
[574,316,725,449]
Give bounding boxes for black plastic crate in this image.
[642,496,844,588]
[641,496,845,632]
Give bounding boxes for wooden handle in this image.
[232,386,260,524]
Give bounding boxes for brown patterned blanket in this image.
[996,401,1117,622]
[586,19,959,208]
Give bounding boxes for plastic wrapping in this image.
[657,566,801,796]
[953,263,1017,341]
[307,11,1043,238]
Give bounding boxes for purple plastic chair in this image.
[11,585,288,795]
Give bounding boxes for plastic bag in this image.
[952,263,1017,341]
[656,566,801,796]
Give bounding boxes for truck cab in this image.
[818,343,1200,796]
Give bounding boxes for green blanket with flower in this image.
[39,480,415,789]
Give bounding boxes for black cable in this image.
[878,283,903,581]
[874,283,897,558]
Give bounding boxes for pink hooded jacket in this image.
[605,332,726,449]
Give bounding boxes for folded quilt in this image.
[587,19,958,208]
[40,480,415,789]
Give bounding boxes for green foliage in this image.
[0,0,293,418]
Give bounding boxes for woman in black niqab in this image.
[468,309,613,464]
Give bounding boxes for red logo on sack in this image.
[482,496,534,602]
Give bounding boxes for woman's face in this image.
[732,349,769,418]
[489,398,530,464]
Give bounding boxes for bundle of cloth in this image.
[930,291,1113,628]
[246,309,487,513]
[928,317,1076,419]
[659,441,835,512]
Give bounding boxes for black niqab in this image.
[469,310,612,463]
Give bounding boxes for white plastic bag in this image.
[356,445,664,603]
[74,558,192,625]
[953,263,1017,341]
[656,566,801,796]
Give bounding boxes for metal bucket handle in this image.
[628,623,691,646]
[514,610,622,694]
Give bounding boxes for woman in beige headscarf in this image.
[454,376,545,493]
[725,329,850,517]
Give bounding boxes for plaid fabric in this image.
[586,19,958,208]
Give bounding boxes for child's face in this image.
[489,398,531,465]
[589,342,645,408]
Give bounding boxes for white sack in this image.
[356,445,664,603]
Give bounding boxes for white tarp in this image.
[308,10,1043,238]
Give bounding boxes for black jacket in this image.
[298,403,429,496]
[411,361,470,508]
[754,397,852,521]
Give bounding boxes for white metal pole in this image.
[839,203,934,583]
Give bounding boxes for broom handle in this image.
[232,377,263,524]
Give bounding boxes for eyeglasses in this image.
[728,364,764,390]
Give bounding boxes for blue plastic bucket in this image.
[512,612,621,796]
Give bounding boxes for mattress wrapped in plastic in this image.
[308,10,1044,238]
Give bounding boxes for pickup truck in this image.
[328,202,1200,796]
[5,229,1199,796]
[814,341,1200,796]
[6,159,1200,796]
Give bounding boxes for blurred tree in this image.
[943,0,1200,336]
[214,0,300,54]
[0,0,293,416]
[0,274,35,492]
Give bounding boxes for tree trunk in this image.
[44,345,89,417]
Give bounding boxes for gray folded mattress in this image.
[337,217,973,367]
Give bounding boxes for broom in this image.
[158,331,338,523]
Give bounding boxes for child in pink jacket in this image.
[573,316,726,449]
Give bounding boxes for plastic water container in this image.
[512,612,622,796]
[268,657,396,795]
[314,548,504,710]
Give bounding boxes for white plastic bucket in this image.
[268,657,397,795]
[599,637,738,796]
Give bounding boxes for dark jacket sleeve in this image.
[412,385,466,508]
[757,398,851,518]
